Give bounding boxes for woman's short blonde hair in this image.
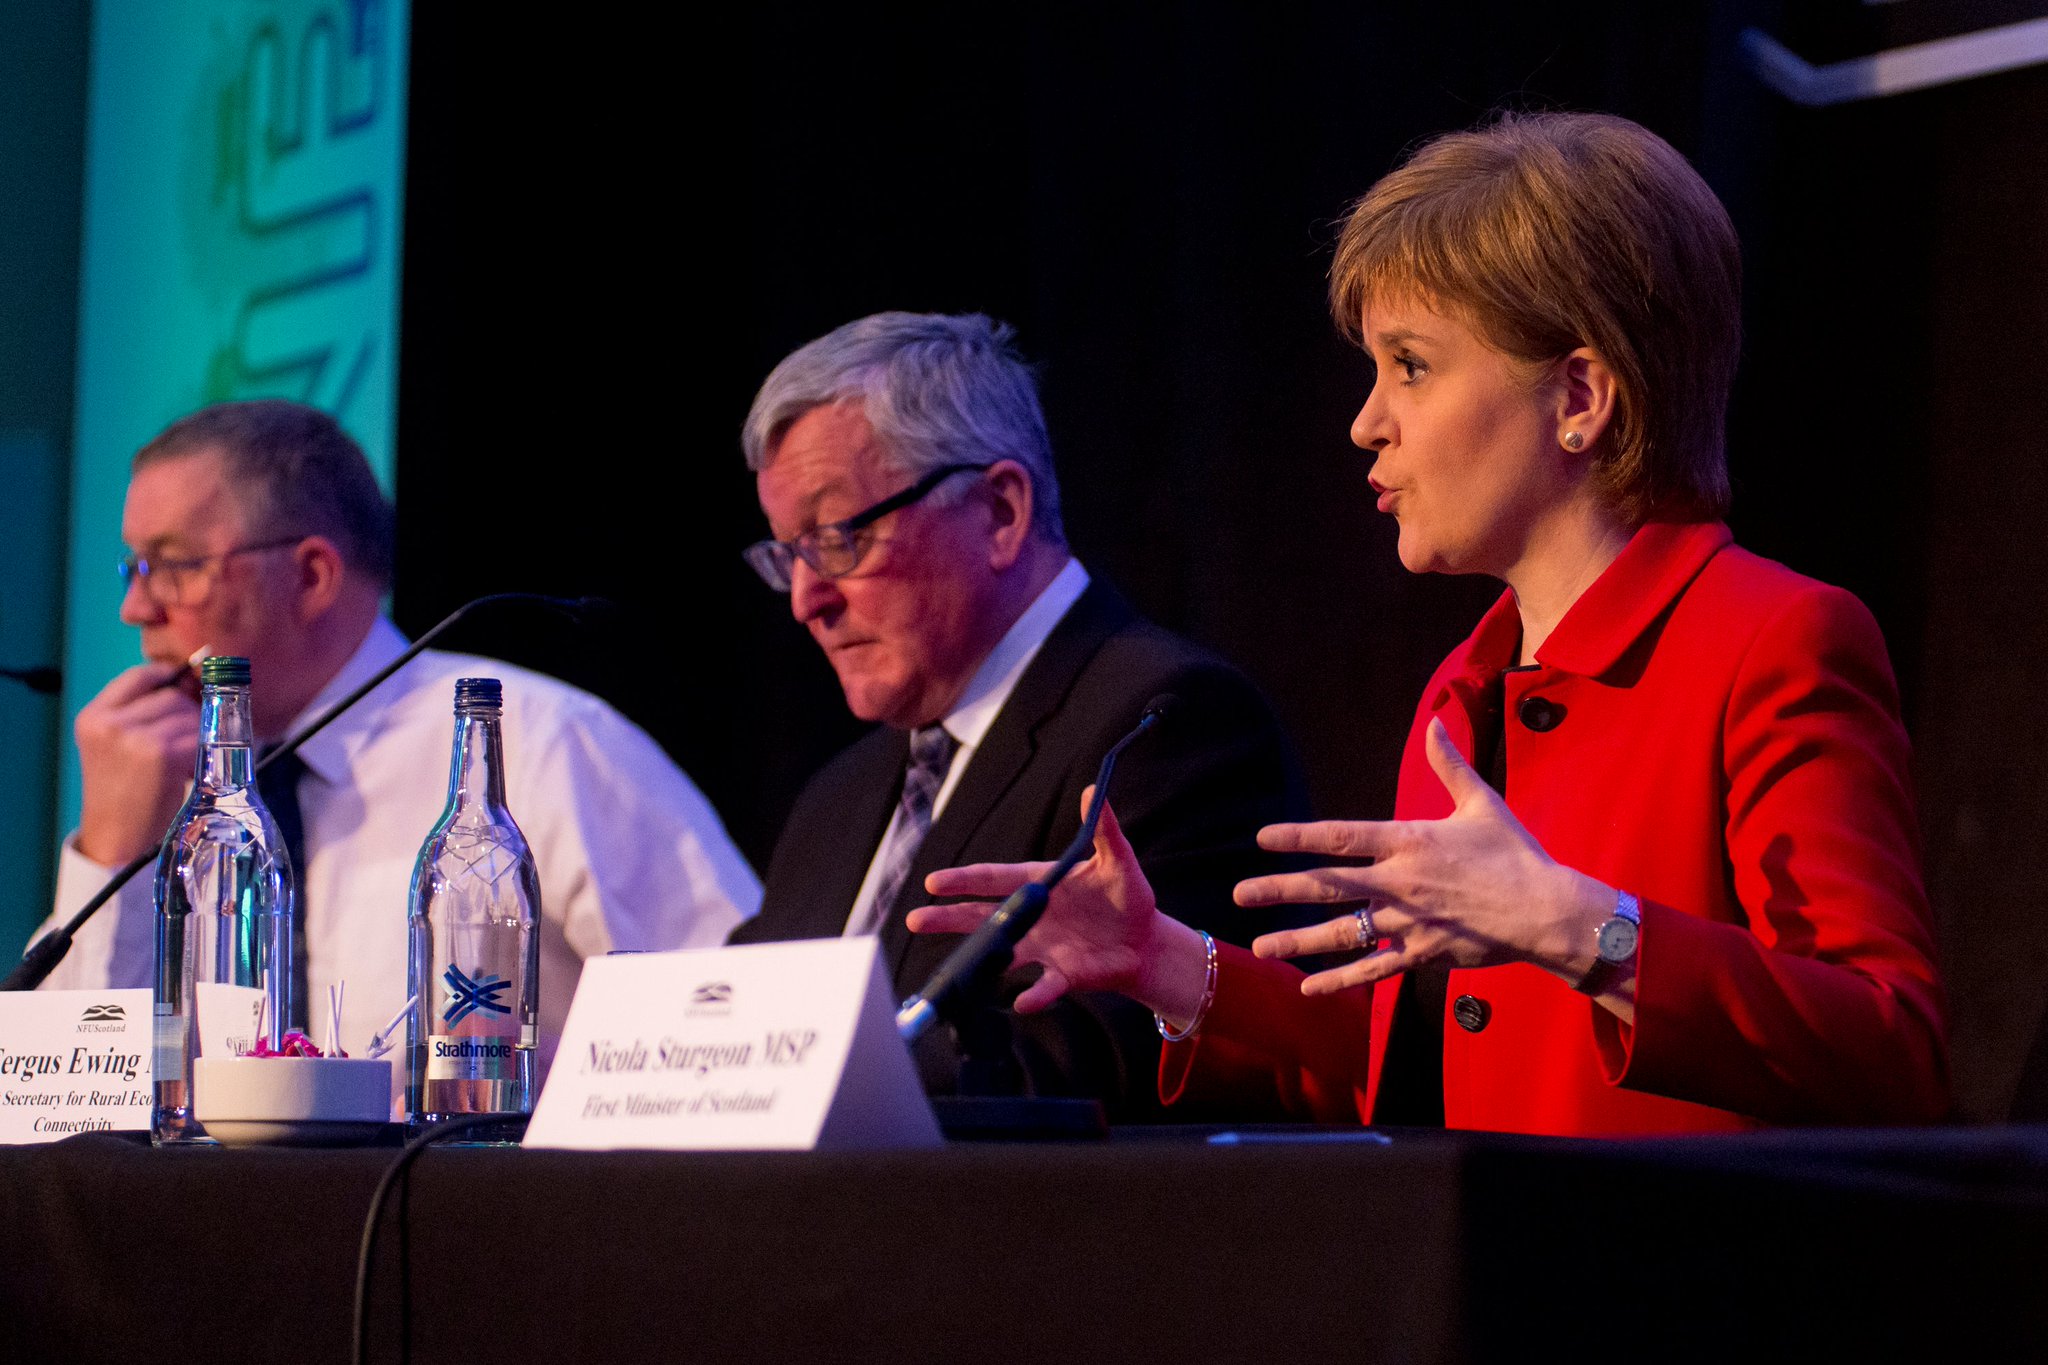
[1330,111,1740,524]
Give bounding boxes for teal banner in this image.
[61,1,410,839]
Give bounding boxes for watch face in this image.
[1595,917,1639,964]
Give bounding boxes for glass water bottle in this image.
[152,655,295,1145]
[406,677,540,1134]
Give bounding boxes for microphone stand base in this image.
[929,1095,1107,1142]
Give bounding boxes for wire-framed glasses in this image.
[117,537,306,606]
[742,463,992,591]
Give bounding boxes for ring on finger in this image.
[1352,907,1378,954]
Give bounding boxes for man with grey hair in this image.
[732,312,1309,1115]
[34,399,759,1100]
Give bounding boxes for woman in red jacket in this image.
[910,110,1950,1136]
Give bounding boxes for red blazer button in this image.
[1452,994,1491,1033]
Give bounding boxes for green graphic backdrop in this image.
[32,0,408,954]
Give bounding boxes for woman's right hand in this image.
[909,793,1214,1025]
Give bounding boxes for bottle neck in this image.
[445,706,509,818]
[196,684,256,790]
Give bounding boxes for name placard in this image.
[524,938,941,1151]
[0,989,152,1144]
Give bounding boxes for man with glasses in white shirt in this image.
[33,400,759,1097]
[732,312,1309,1116]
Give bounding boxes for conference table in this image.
[4,1123,2045,1363]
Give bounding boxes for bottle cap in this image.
[453,677,503,709]
[199,656,251,687]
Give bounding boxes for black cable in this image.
[352,1113,528,1365]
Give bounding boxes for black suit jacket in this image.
[733,580,1312,1117]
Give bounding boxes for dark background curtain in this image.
[395,1,2048,1122]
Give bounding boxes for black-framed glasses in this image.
[743,462,992,591]
[117,536,307,607]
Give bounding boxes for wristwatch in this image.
[1577,890,1640,995]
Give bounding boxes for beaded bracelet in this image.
[1154,930,1218,1042]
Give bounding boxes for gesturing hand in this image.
[1236,717,1612,997]
[909,791,1211,1022]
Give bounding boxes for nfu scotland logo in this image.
[78,1003,128,1034]
[441,965,512,1025]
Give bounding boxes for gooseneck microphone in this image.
[0,593,610,993]
[896,693,1176,1043]
[0,665,62,695]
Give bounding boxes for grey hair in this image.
[134,399,396,588]
[743,311,1064,542]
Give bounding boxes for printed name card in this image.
[0,989,152,1144]
[524,938,941,1152]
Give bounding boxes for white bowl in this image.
[194,1055,393,1146]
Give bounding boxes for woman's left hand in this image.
[1235,717,1614,996]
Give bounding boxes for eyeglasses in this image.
[743,463,992,592]
[117,537,306,607]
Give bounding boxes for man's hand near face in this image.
[73,660,202,866]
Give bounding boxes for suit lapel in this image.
[802,728,908,939]
[878,582,1134,978]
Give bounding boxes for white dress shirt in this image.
[842,557,1091,935]
[38,618,761,1104]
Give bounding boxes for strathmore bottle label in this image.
[153,1011,185,1082]
[425,1033,520,1082]
[425,961,520,1081]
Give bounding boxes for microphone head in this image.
[534,595,620,626]
[0,665,63,695]
[571,595,622,625]
[1141,693,1178,727]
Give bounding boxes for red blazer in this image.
[1163,522,1950,1135]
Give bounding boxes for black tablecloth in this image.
[4,1125,2047,1364]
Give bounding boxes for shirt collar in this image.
[1539,520,1732,676]
[1452,521,1734,683]
[278,617,410,784]
[940,557,1090,751]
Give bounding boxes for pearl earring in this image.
[1562,431,1585,452]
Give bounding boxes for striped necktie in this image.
[255,747,310,1031]
[847,724,959,937]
